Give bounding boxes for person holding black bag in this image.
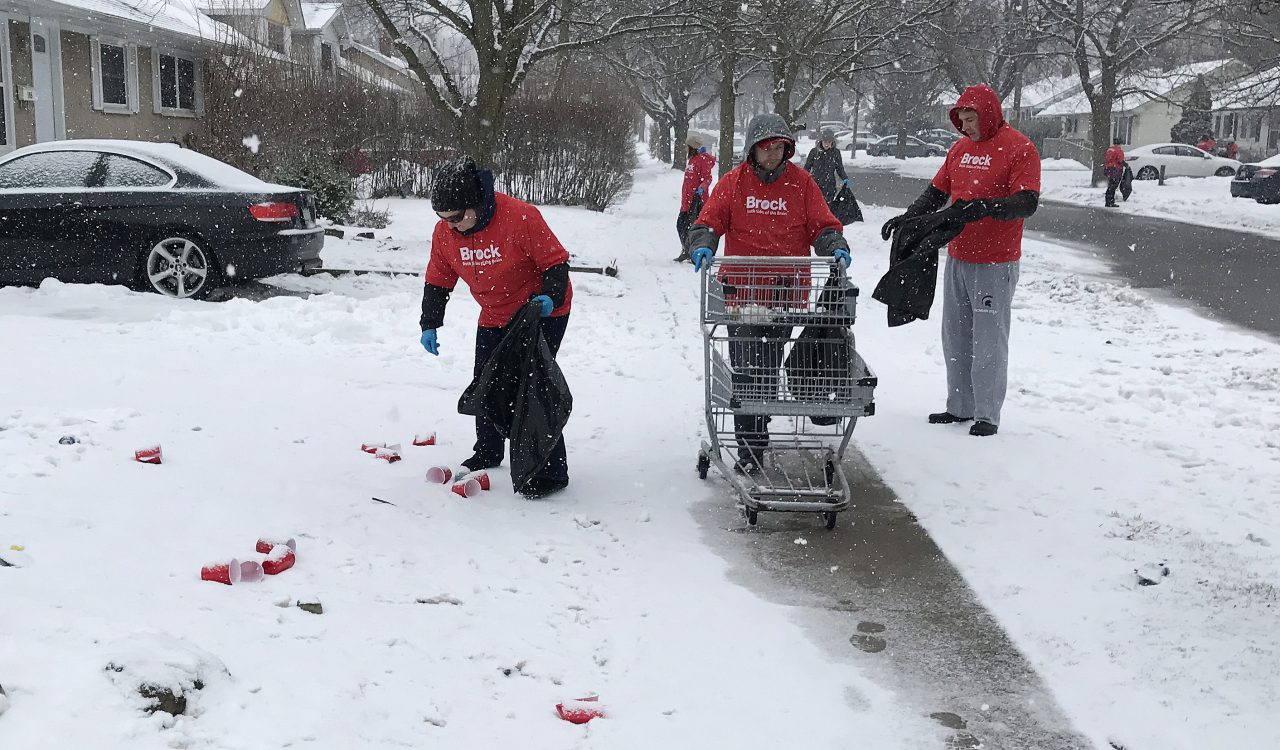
[674,134,716,262]
[419,156,573,498]
[804,128,861,224]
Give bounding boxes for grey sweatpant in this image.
[941,257,1019,425]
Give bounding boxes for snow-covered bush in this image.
[270,155,357,223]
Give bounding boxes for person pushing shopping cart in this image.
[685,113,853,473]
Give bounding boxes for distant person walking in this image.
[1104,139,1126,208]
[1197,132,1216,154]
[879,84,1041,437]
[674,134,716,263]
[803,128,850,203]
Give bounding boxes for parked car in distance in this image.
[1125,142,1242,180]
[846,131,881,153]
[1231,153,1280,199]
[812,120,850,138]
[867,135,945,158]
[0,140,323,300]
[918,128,961,148]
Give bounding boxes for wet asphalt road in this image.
[696,450,1099,750]
[849,166,1280,341]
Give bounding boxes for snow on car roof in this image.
[4,140,300,191]
[1257,153,1280,167]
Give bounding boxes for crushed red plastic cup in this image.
[555,696,604,724]
[412,432,437,446]
[470,471,491,491]
[263,545,295,575]
[425,466,453,484]
[360,442,382,454]
[201,558,241,585]
[451,479,482,498]
[134,445,163,465]
[255,537,297,555]
[375,447,402,463]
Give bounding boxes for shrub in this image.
[270,155,357,223]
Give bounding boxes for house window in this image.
[266,22,285,53]
[1112,116,1133,145]
[91,38,137,113]
[154,50,200,115]
[321,42,333,73]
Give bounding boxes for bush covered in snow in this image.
[271,155,357,223]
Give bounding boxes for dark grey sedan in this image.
[0,140,323,300]
[868,135,946,158]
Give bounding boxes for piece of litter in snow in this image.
[1135,562,1170,586]
[829,565,840,573]
[242,134,261,153]
[415,594,463,606]
[794,537,808,546]
[58,435,77,445]
[556,696,605,724]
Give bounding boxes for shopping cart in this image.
[695,256,876,528]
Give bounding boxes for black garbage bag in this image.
[458,303,572,490]
[829,185,863,224]
[784,326,852,426]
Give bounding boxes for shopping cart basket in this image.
[695,256,876,528]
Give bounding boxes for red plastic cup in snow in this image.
[555,696,605,724]
[201,558,241,585]
[469,471,491,491]
[360,441,383,454]
[134,445,163,465]
[263,545,295,575]
[239,560,265,583]
[451,478,482,498]
[375,447,402,464]
[255,537,296,555]
[412,432,437,446]
[425,466,453,484]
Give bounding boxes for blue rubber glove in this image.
[531,294,554,317]
[420,329,439,355]
[691,247,713,271]
[694,187,704,197]
[833,249,851,269]
[842,178,850,186]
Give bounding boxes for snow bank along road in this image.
[1,155,1277,750]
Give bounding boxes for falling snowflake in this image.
[242,134,261,154]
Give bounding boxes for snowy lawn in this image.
[1,154,1278,749]
[849,151,1280,237]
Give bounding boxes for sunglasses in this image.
[437,210,468,224]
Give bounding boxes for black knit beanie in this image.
[430,156,483,212]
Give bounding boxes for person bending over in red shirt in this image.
[881,84,1041,437]
[419,156,573,498]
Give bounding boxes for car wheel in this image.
[927,149,941,157]
[141,235,218,300]
[1136,166,1160,180]
[1215,166,1236,177]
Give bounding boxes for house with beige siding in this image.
[0,0,413,155]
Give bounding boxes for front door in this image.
[30,20,62,142]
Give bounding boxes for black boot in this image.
[969,421,998,437]
[461,452,502,472]
[734,447,765,474]
[928,411,972,424]
[673,250,691,263]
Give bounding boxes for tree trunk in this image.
[655,121,673,164]
[772,76,793,128]
[716,0,737,178]
[672,96,691,170]
[1087,92,1114,187]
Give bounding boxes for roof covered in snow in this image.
[1039,59,1243,116]
[198,0,273,13]
[346,39,409,72]
[1214,68,1280,110]
[300,2,342,30]
[63,0,234,41]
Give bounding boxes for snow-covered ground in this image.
[2,154,1278,749]
[848,151,1280,237]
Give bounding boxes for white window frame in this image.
[90,36,138,114]
[0,14,16,153]
[262,19,289,55]
[151,47,203,118]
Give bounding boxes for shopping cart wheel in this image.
[696,452,710,480]
[824,459,836,487]
[823,511,838,530]
[745,507,758,525]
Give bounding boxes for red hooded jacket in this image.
[682,151,716,211]
[1105,145,1125,170]
[933,84,1041,264]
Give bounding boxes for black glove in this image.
[953,198,995,223]
[880,214,909,241]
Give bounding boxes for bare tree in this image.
[1035,0,1229,183]
[360,0,684,162]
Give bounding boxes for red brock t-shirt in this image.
[426,192,572,327]
[933,85,1041,263]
